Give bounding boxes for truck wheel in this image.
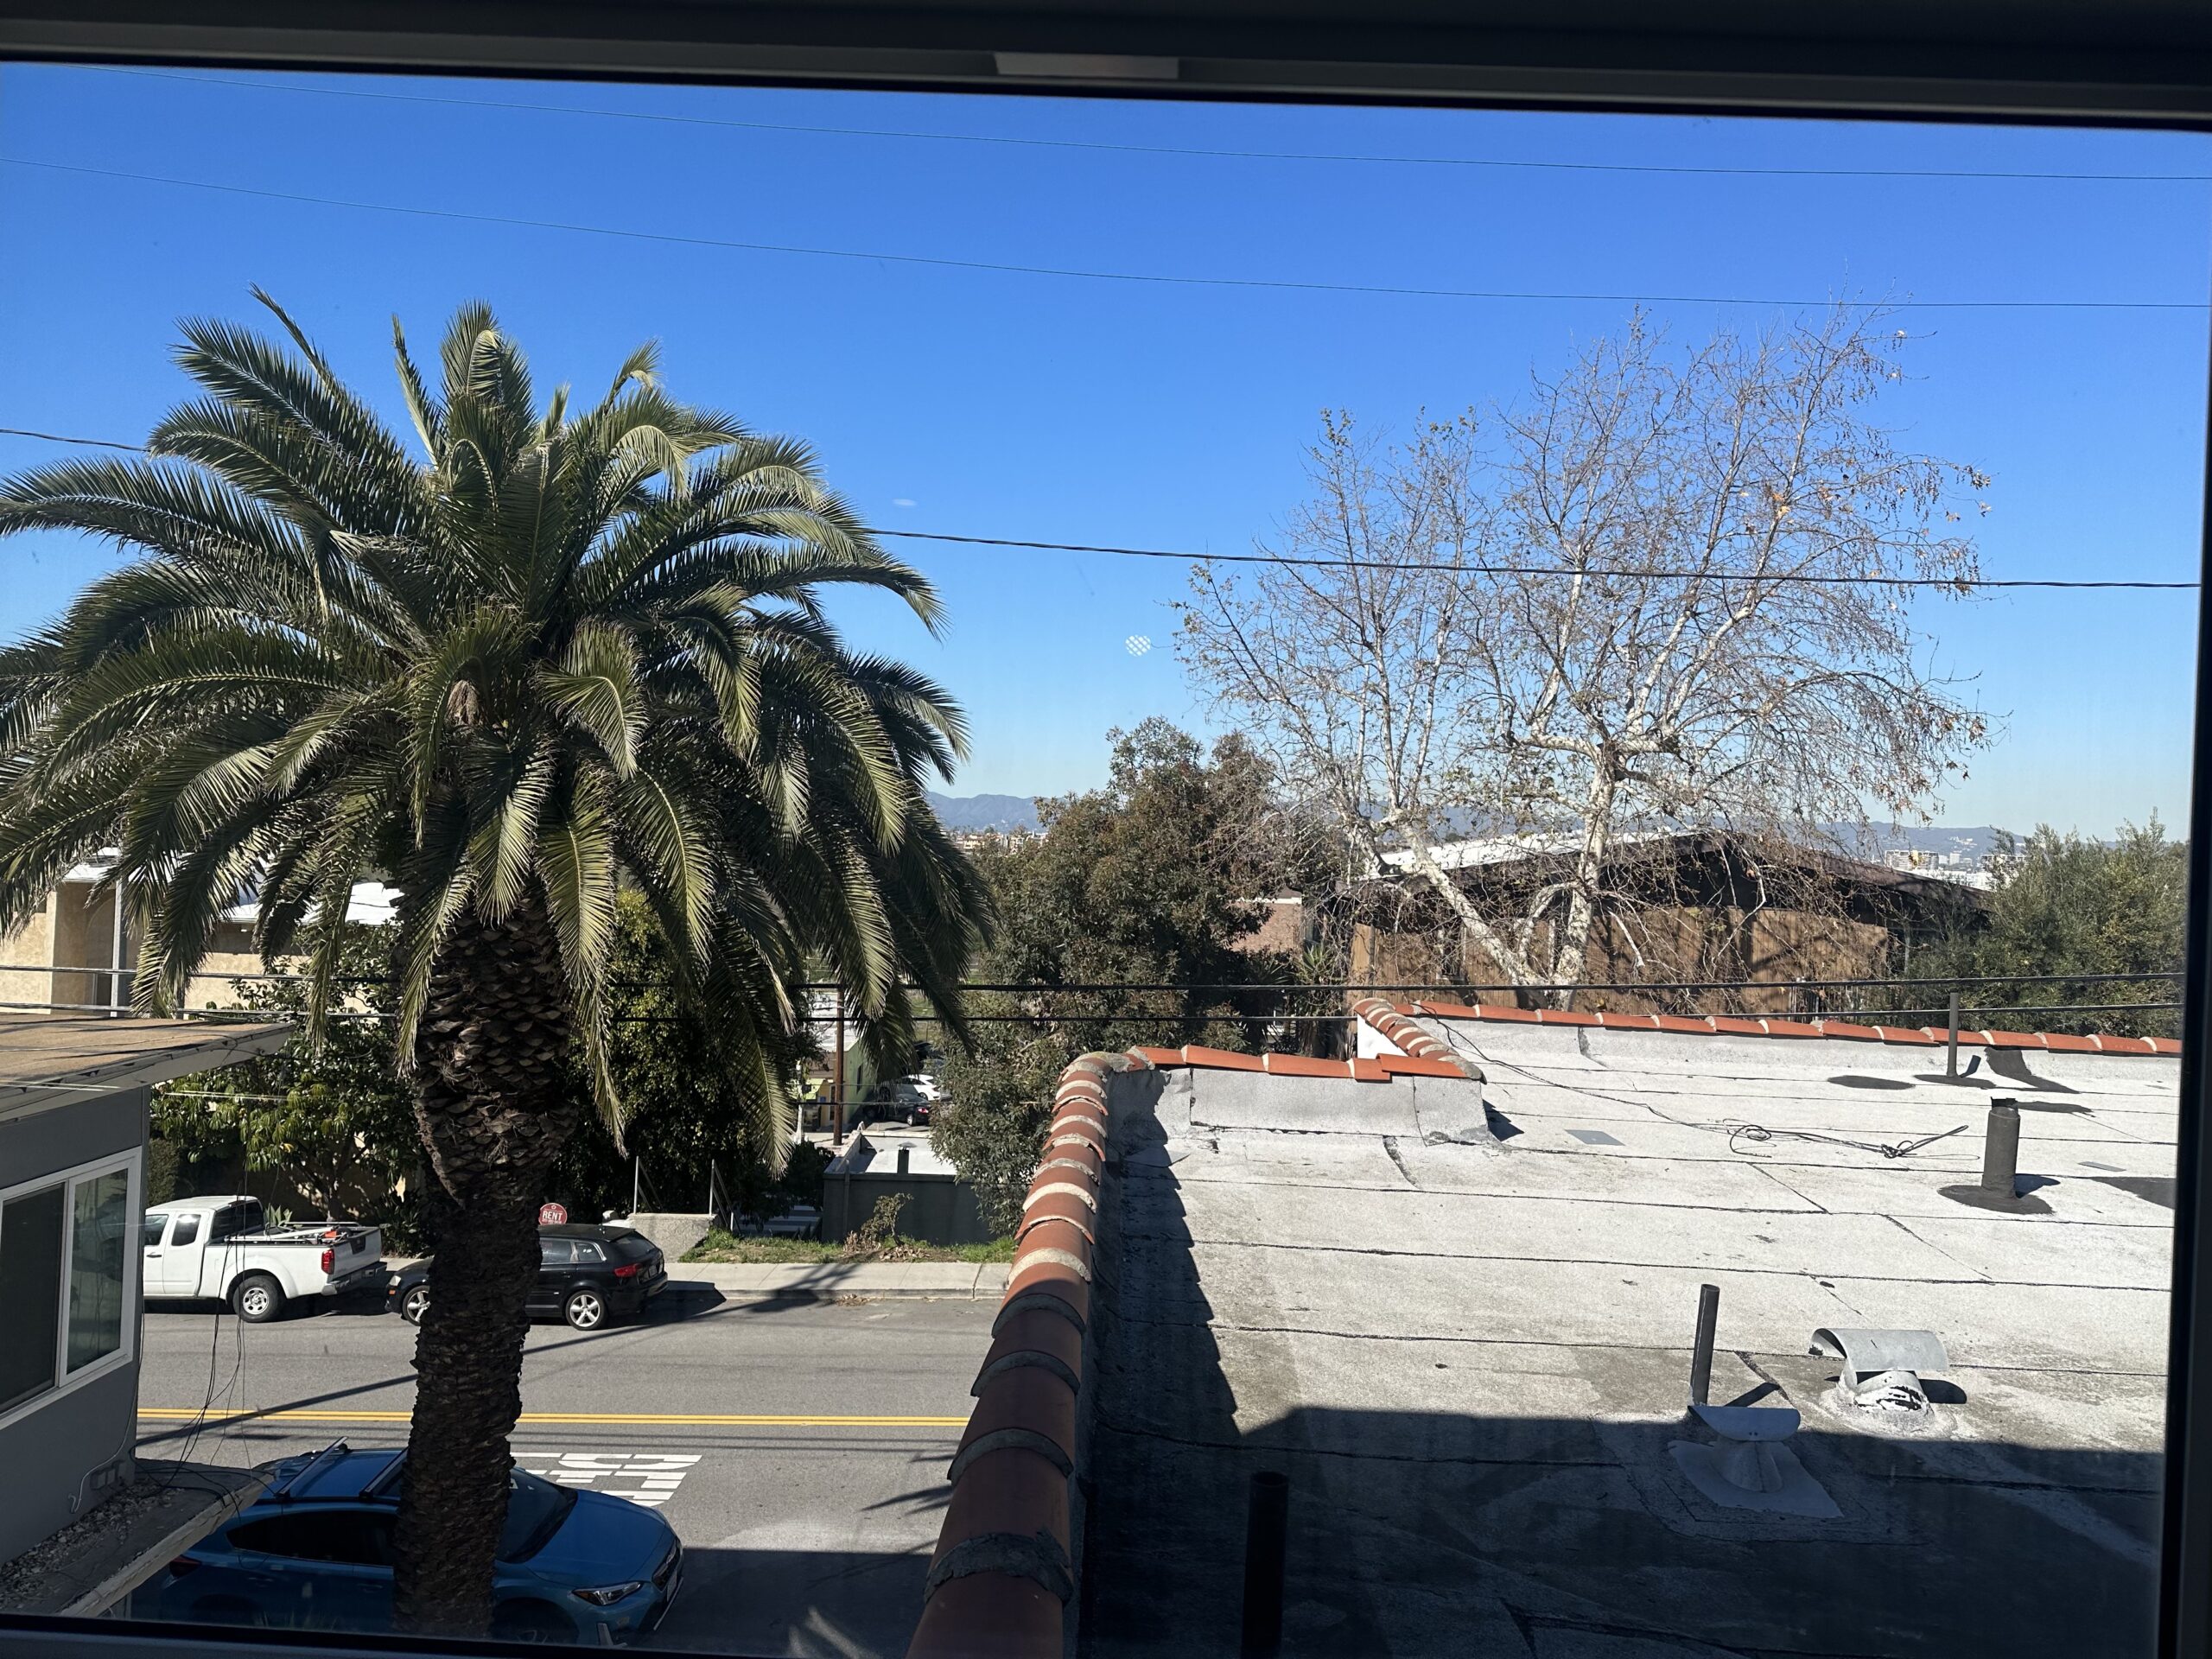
[563,1288,606,1330]
[231,1273,284,1323]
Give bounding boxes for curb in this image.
[668,1264,1014,1301]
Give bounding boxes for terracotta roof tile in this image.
[1017,1192,1097,1245]
[931,1443,1073,1568]
[1262,1052,1352,1078]
[1356,995,2176,1058]
[1179,1044,1265,1071]
[1378,1052,1464,1079]
[1707,1016,1768,1036]
[953,1365,1078,1482]
[908,1569,1063,1656]
[975,1306,1087,1396]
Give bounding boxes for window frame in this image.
[0,1148,142,1433]
[0,13,2209,1656]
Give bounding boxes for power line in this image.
[0,425,2194,591]
[878,527,2198,590]
[0,425,138,452]
[83,65,2212,188]
[0,155,2202,315]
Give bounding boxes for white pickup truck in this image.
[143,1195,386,1323]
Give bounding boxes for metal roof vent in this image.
[1669,1285,1840,1518]
[1812,1327,1951,1430]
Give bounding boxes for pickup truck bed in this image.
[144,1196,386,1321]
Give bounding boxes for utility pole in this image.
[834,982,846,1145]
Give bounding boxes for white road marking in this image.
[512,1450,702,1509]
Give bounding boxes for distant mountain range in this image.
[925,791,1042,832]
[923,792,2015,856]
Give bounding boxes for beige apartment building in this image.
[0,855,397,1016]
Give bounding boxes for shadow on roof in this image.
[1084,1130,2162,1659]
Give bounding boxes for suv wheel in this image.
[398,1284,430,1325]
[232,1273,283,1323]
[563,1287,606,1330]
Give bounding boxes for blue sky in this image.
[1,63,2207,834]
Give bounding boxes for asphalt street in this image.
[135,1286,995,1657]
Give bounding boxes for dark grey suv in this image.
[389,1224,668,1329]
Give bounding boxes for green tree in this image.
[1898,820,2185,1037]
[157,923,418,1228]
[550,890,817,1220]
[0,295,988,1634]
[934,720,1313,1224]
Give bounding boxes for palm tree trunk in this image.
[392,890,583,1636]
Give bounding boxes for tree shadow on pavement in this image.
[639,1546,929,1658]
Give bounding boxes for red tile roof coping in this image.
[912,1048,1144,1657]
[1367,997,2178,1058]
[908,1573,1063,1659]
[1138,1041,1480,1084]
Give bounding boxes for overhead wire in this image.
[0,427,2195,591]
[0,155,2202,315]
[1432,1020,1970,1161]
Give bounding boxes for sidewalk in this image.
[669,1261,1012,1300]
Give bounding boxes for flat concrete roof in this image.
[0,1014,291,1120]
[1084,1020,2176,1656]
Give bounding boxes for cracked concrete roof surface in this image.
[1082,1018,2175,1656]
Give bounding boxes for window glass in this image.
[573,1240,605,1264]
[538,1237,575,1268]
[607,1231,657,1261]
[67,1169,129,1373]
[141,1214,167,1248]
[210,1198,264,1239]
[170,1213,200,1247]
[229,1510,397,1566]
[0,1184,64,1413]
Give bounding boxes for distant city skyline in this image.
[2,63,2206,838]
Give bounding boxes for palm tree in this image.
[0,293,989,1634]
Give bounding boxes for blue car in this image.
[147,1444,682,1643]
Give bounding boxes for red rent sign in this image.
[537,1202,568,1225]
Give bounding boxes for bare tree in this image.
[1180,306,1992,1002]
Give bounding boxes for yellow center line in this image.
[137,1407,968,1427]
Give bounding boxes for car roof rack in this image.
[267,1439,352,1503]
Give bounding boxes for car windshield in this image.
[499,1468,575,1561]
[605,1231,657,1261]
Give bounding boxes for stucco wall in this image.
[0,1085,148,1566]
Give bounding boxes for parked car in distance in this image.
[144,1442,681,1643]
[391,1224,667,1330]
[143,1197,385,1323]
[859,1073,942,1126]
